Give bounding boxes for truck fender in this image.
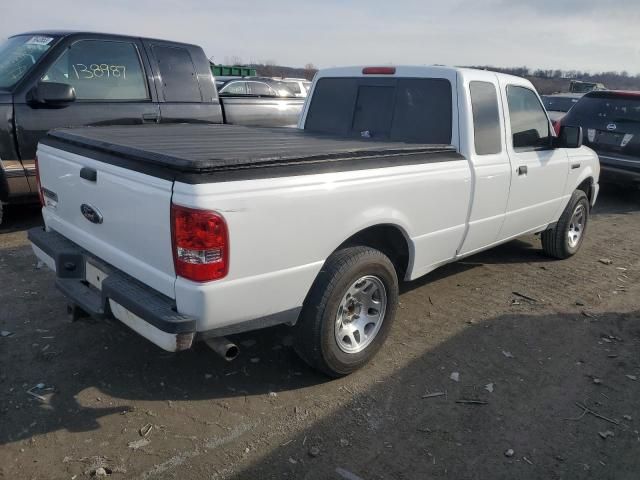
[326,212,415,281]
[0,156,10,202]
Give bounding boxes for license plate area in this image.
[85,261,108,291]
[596,131,623,146]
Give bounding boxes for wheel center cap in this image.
[344,300,361,323]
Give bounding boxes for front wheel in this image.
[541,190,590,259]
[294,246,399,377]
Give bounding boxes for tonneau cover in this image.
[43,124,457,173]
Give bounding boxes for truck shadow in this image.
[0,203,42,234]
[227,308,640,480]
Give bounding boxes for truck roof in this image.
[9,30,201,48]
[316,65,527,83]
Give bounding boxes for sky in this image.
[1,0,639,74]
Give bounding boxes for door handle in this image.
[517,165,528,176]
[571,162,581,170]
[142,113,159,123]
[80,167,97,182]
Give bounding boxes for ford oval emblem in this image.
[80,204,103,224]
[606,122,617,131]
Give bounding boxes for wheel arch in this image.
[576,175,596,206]
[335,223,414,281]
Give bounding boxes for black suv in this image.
[562,91,640,185]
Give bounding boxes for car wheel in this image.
[294,246,399,377]
[541,190,589,259]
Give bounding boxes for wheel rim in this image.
[567,203,586,249]
[334,275,387,354]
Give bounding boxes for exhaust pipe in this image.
[205,336,240,361]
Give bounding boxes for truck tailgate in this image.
[37,143,176,298]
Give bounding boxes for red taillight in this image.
[552,120,561,136]
[362,67,396,75]
[34,155,44,206]
[171,204,229,282]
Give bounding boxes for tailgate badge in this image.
[606,123,617,131]
[81,204,103,224]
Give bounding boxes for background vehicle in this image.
[562,90,640,185]
[542,93,582,122]
[218,77,298,97]
[217,77,304,127]
[569,80,606,94]
[30,66,598,377]
[279,78,312,97]
[0,31,304,224]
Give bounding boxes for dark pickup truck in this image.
[0,31,304,223]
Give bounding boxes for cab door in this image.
[457,72,512,255]
[496,81,569,240]
[14,35,160,166]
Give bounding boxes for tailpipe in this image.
[205,336,239,361]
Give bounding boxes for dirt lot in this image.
[1,187,639,480]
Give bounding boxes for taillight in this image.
[170,204,229,282]
[34,155,44,206]
[362,67,396,75]
[552,120,561,136]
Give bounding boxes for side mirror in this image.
[554,125,583,149]
[28,82,76,108]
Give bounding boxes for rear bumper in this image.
[28,227,196,352]
[598,154,640,184]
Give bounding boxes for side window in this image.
[288,82,301,95]
[41,40,148,101]
[220,81,246,95]
[470,81,501,155]
[507,86,551,150]
[248,82,273,96]
[153,45,202,102]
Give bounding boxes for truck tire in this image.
[541,190,589,259]
[294,246,399,377]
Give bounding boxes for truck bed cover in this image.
[42,124,463,182]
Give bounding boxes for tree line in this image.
[468,66,640,94]
[220,57,640,93]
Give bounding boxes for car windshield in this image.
[0,34,57,89]
[567,95,640,124]
[542,96,579,113]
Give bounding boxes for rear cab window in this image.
[304,77,452,143]
[469,81,501,155]
[41,39,148,100]
[152,45,203,102]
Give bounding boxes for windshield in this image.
[0,34,56,89]
[567,95,640,124]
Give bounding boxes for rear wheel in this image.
[541,190,589,259]
[294,246,399,377]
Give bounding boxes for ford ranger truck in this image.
[29,66,600,377]
[0,31,303,224]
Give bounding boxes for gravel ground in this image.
[1,186,639,480]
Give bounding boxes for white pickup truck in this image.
[30,66,599,376]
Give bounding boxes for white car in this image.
[281,78,311,97]
[30,65,599,376]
